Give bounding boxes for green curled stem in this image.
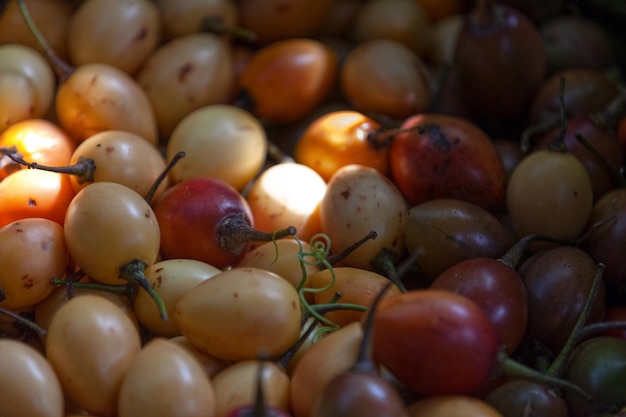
[309,302,369,316]
[295,233,340,329]
[119,259,168,322]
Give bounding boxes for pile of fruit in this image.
[1,0,626,416]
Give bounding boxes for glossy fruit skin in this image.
[310,267,403,327]
[290,322,363,417]
[0,118,76,175]
[66,0,162,75]
[454,2,547,120]
[245,162,326,243]
[372,289,500,395]
[0,0,73,61]
[165,104,267,191]
[236,239,319,296]
[68,130,170,200]
[541,15,616,74]
[403,198,513,281]
[340,38,431,121]
[213,359,291,417]
[583,188,626,290]
[564,337,626,417]
[430,257,528,355]
[0,168,76,228]
[506,150,593,242]
[518,245,606,355]
[0,44,56,133]
[63,181,161,285]
[45,295,141,417]
[0,218,68,310]
[293,110,389,182]
[320,164,408,271]
[238,37,338,124]
[485,379,569,417]
[529,68,621,124]
[237,0,334,44]
[55,63,159,145]
[0,339,64,417]
[153,177,254,269]
[532,115,623,201]
[117,338,216,417]
[133,258,221,337]
[390,113,507,211]
[311,371,410,417]
[173,267,302,362]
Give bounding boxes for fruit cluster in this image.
[1,0,626,417]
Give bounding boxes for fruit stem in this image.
[0,148,95,183]
[220,214,297,255]
[498,234,571,269]
[367,124,428,150]
[427,63,452,114]
[50,279,135,296]
[323,230,377,267]
[547,76,569,152]
[267,141,295,164]
[253,357,269,417]
[369,247,422,293]
[0,307,46,336]
[351,281,394,375]
[546,263,604,377]
[16,0,75,82]
[500,354,592,402]
[591,89,626,130]
[520,114,562,153]
[145,151,185,204]
[119,259,168,321]
[200,16,258,43]
[573,133,626,188]
[309,303,369,316]
[276,304,334,370]
[575,320,626,341]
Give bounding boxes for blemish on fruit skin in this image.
[134,26,148,42]
[292,300,297,310]
[153,275,163,288]
[21,275,34,289]
[178,63,193,83]
[233,292,239,298]
[144,210,151,218]
[340,189,351,199]
[28,198,37,207]
[419,124,452,153]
